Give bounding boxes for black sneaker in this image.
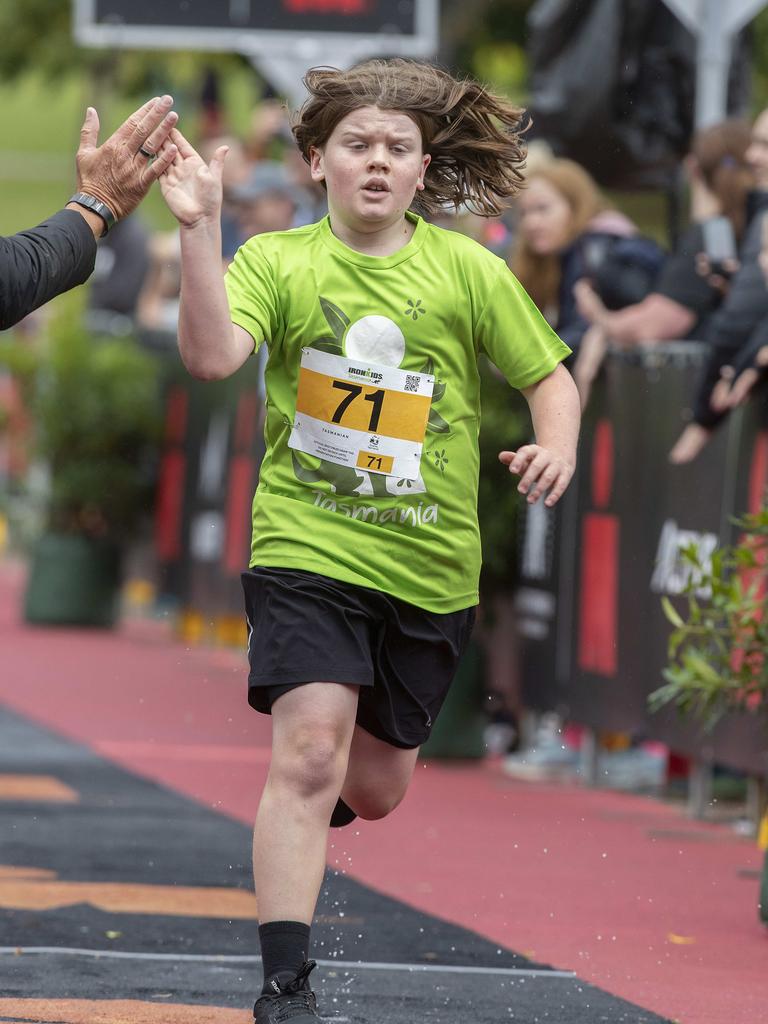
[254,960,320,1023]
[330,797,357,829]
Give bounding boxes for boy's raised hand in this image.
[157,127,228,227]
[499,445,575,508]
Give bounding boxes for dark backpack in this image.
[581,234,667,310]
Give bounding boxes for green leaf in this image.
[432,380,446,402]
[291,450,324,483]
[319,298,350,342]
[427,408,450,434]
[662,596,684,628]
[310,337,344,355]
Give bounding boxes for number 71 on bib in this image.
[288,348,435,480]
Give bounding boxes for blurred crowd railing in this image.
[145,327,265,646]
[516,341,767,779]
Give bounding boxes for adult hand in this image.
[76,96,179,220]
[573,278,606,325]
[725,345,768,408]
[694,253,739,295]
[498,444,575,508]
[157,127,228,228]
[710,364,736,413]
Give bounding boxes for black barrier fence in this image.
[517,342,768,778]
[148,331,265,638]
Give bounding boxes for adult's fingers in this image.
[124,95,174,149]
[710,367,734,413]
[78,106,100,154]
[729,368,759,407]
[146,139,179,181]
[111,96,157,145]
[140,110,179,159]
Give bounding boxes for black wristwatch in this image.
[68,192,117,236]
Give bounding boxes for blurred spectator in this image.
[199,134,253,260]
[229,161,298,242]
[509,159,663,354]
[136,231,181,334]
[283,144,328,227]
[670,108,768,463]
[87,216,152,335]
[247,99,292,162]
[707,215,768,412]
[572,120,753,406]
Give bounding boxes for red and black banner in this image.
[93,0,416,35]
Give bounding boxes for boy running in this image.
[158,59,580,1023]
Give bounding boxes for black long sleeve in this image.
[0,209,97,330]
[692,207,768,428]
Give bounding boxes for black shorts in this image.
[241,566,476,750]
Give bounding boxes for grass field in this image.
[0,66,258,235]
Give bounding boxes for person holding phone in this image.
[705,212,768,411]
[670,108,768,463]
[571,120,753,407]
[0,96,178,331]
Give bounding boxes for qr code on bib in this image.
[404,374,420,393]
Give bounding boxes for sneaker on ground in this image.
[254,960,320,1023]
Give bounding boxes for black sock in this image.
[259,920,311,993]
[330,797,357,828]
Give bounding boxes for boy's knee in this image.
[349,785,407,821]
[275,724,349,798]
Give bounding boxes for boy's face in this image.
[309,106,430,231]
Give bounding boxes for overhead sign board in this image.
[73,0,439,57]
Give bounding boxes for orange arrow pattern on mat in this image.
[0,999,248,1023]
[0,865,257,919]
[0,774,78,802]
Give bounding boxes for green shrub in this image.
[0,297,162,542]
[650,501,768,731]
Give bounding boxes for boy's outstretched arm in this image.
[499,363,580,508]
[157,127,253,380]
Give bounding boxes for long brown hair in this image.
[292,58,529,216]
[691,119,753,240]
[509,159,613,314]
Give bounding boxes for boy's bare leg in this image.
[341,725,419,820]
[254,682,359,924]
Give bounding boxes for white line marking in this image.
[0,946,575,979]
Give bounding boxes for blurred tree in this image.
[441,0,531,99]
[752,7,768,113]
[0,0,252,97]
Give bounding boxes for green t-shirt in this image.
[225,213,570,612]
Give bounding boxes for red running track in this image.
[0,560,765,1023]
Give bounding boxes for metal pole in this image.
[662,0,768,129]
[695,0,731,129]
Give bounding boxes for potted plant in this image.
[0,296,162,626]
[649,501,768,924]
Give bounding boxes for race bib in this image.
[288,348,434,480]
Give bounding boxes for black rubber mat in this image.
[0,705,671,1023]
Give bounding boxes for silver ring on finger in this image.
[138,146,154,159]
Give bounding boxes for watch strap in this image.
[68,192,117,236]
